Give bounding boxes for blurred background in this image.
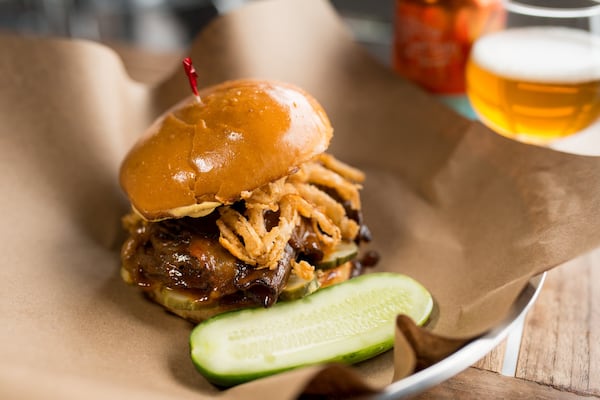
[3,0,594,121]
[0,0,395,64]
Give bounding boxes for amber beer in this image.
[466,27,600,144]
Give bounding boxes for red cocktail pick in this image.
[182,57,201,103]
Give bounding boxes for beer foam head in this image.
[471,27,600,83]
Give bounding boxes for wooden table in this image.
[113,44,600,400]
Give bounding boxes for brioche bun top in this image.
[119,79,333,221]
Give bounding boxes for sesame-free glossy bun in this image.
[120,79,333,221]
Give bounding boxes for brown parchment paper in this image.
[3,0,600,398]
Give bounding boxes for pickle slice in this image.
[317,241,358,270]
[279,273,320,301]
[190,272,433,387]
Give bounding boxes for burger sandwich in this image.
[119,79,375,322]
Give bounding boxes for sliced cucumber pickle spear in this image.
[190,272,433,387]
[279,273,320,301]
[317,241,358,269]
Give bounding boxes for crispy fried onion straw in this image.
[216,154,364,277]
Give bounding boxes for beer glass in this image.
[466,1,600,144]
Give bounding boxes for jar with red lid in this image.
[393,0,505,116]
